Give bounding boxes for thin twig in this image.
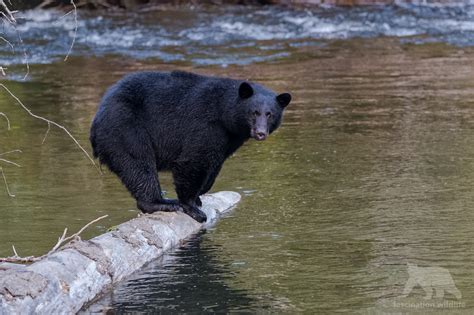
[0,149,21,156]
[42,122,50,144]
[0,215,108,263]
[15,30,29,80]
[0,35,14,51]
[0,166,14,197]
[64,0,77,62]
[60,215,107,244]
[0,111,10,129]
[0,83,100,172]
[54,9,74,24]
[0,158,20,167]
[11,245,18,257]
[49,228,68,253]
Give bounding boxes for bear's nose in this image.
[255,132,267,141]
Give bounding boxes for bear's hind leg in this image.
[105,152,179,214]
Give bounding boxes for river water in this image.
[1,3,474,313]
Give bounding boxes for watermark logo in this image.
[389,263,465,310]
[402,263,461,300]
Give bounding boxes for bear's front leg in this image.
[103,151,179,215]
[196,163,224,207]
[171,161,210,223]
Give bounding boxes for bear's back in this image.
[107,71,233,112]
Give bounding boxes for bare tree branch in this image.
[0,3,99,199]
[0,0,19,79]
[0,0,77,79]
[64,0,78,61]
[0,215,109,263]
[0,83,100,172]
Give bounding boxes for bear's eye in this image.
[265,112,271,117]
[254,111,261,116]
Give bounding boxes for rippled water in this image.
[3,3,474,69]
[1,3,474,313]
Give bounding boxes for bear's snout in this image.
[251,129,268,141]
[256,132,267,141]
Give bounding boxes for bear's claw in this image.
[182,204,207,223]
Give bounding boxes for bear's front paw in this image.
[137,200,180,213]
[182,205,207,223]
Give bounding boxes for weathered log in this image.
[0,191,241,314]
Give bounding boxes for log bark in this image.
[0,191,241,314]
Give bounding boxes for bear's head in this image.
[237,81,291,141]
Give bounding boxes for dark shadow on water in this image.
[96,231,264,313]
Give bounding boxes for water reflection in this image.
[87,231,289,313]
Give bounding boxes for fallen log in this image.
[0,191,241,314]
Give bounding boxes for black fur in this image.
[90,71,291,223]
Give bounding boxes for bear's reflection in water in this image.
[90,231,284,313]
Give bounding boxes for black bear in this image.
[90,71,291,223]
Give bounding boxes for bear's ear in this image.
[276,93,291,108]
[239,82,254,99]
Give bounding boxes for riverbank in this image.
[8,0,469,10]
